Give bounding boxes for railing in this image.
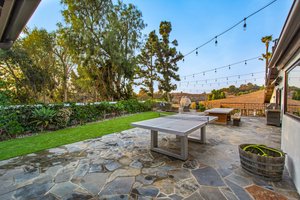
[204,102,267,116]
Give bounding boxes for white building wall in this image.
[280,53,300,193]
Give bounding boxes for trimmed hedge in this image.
[0,99,154,141]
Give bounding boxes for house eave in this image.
[0,0,41,50]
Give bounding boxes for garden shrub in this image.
[0,99,152,140]
[198,103,206,112]
[31,107,57,131]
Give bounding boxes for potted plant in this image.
[239,144,285,181]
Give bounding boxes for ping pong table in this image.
[131,114,217,160]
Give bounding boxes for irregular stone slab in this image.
[246,185,287,200]
[136,174,157,185]
[129,160,143,169]
[198,186,227,200]
[55,169,73,183]
[80,172,110,195]
[105,161,122,171]
[220,188,238,200]
[0,180,17,195]
[184,191,204,200]
[192,167,225,187]
[132,186,159,197]
[108,168,140,182]
[169,194,183,200]
[226,173,252,187]
[45,165,62,177]
[13,181,54,200]
[118,156,132,166]
[98,177,134,197]
[64,191,93,200]
[14,168,39,184]
[168,168,191,181]
[73,163,90,178]
[225,180,252,200]
[49,182,79,198]
[175,178,199,197]
[153,178,175,195]
[89,164,103,173]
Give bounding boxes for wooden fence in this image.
[204,102,267,116]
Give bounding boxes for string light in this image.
[182,0,278,59]
[244,60,247,65]
[228,65,231,70]
[243,18,247,31]
[215,36,218,46]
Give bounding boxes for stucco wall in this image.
[282,115,300,192]
[280,53,300,193]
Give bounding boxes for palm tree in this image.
[261,35,273,82]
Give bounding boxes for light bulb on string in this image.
[243,18,247,31]
[193,74,195,78]
[245,60,247,65]
[215,68,217,73]
[228,65,231,70]
[196,49,198,56]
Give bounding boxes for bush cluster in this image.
[0,100,153,140]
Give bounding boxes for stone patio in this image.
[0,117,299,200]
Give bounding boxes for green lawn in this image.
[0,111,169,161]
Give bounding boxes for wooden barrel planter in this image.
[239,144,285,181]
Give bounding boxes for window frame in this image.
[284,59,300,121]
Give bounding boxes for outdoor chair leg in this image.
[151,130,158,148]
[200,126,206,143]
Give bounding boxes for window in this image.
[286,61,300,119]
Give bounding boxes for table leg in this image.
[200,126,206,143]
[151,130,158,148]
[180,136,188,160]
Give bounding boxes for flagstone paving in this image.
[0,117,299,200]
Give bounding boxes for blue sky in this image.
[27,0,293,93]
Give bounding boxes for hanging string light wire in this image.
[182,0,278,59]
[177,77,264,90]
[179,71,264,84]
[182,56,261,79]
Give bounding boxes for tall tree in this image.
[21,28,59,103]
[156,21,183,102]
[102,0,145,100]
[54,24,76,102]
[137,31,160,99]
[61,0,145,101]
